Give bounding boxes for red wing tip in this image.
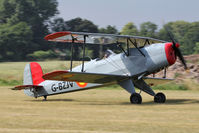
[44,31,71,41]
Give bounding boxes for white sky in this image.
[57,0,199,31]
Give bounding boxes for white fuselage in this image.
[24,43,172,97]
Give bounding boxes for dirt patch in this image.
[151,54,199,83]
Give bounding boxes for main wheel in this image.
[130,93,142,104]
[154,92,166,103]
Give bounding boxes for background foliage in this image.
[0,0,199,61]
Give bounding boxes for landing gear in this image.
[130,93,142,104]
[154,92,166,103]
[43,95,47,101]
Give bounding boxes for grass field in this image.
[1,86,199,133]
[1,61,199,132]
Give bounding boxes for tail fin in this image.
[23,62,44,85]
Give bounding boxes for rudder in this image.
[23,62,44,85]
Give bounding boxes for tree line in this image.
[0,0,199,61]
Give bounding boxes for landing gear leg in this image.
[130,93,142,104]
[154,92,166,103]
[43,95,47,101]
[118,79,142,104]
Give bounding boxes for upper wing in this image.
[12,85,43,90]
[44,31,166,47]
[143,77,174,86]
[43,70,129,84]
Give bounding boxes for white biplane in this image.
[13,31,187,104]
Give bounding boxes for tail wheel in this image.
[130,93,142,104]
[154,92,166,103]
[43,96,47,101]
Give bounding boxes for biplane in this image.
[13,31,187,104]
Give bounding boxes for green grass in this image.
[0,79,22,86]
[152,83,188,90]
[100,83,188,91]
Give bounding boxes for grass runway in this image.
[1,86,199,133]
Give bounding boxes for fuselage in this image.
[24,42,177,98]
[73,42,175,76]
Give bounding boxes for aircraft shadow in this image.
[141,99,199,105]
[26,99,74,102]
[76,99,199,106]
[26,98,199,105]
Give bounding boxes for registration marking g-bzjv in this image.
[51,81,74,92]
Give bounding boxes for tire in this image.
[130,93,142,104]
[154,92,166,103]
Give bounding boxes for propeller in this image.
[165,27,188,70]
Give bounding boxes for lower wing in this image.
[143,77,174,86]
[43,71,129,84]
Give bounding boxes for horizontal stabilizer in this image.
[143,77,174,86]
[12,85,43,90]
[43,71,129,84]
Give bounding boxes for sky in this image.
[57,0,199,31]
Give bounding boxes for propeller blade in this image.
[164,25,176,44]
[174,47,188,70]
[164,25,188,70]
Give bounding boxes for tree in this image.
[64,17,99,59]
[65,17,98,33]
[140,22,157,38]
[158,21,191,54]
[50,17,99,33]
[182,22,199,54]
[99,25,118,34]
[0,0,59,61]
[158,21,189,41]
[0,22,33,61]
[194,42,199,54]
[120,22,138,35]
[50,18,67,32]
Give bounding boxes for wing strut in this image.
[70,35,76,71]
[69,34,88,72]
[117,41,128,56]
[128,38,145,57]
[163,67,167,78]
[127,38,130,56]
[81,35,88,72]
